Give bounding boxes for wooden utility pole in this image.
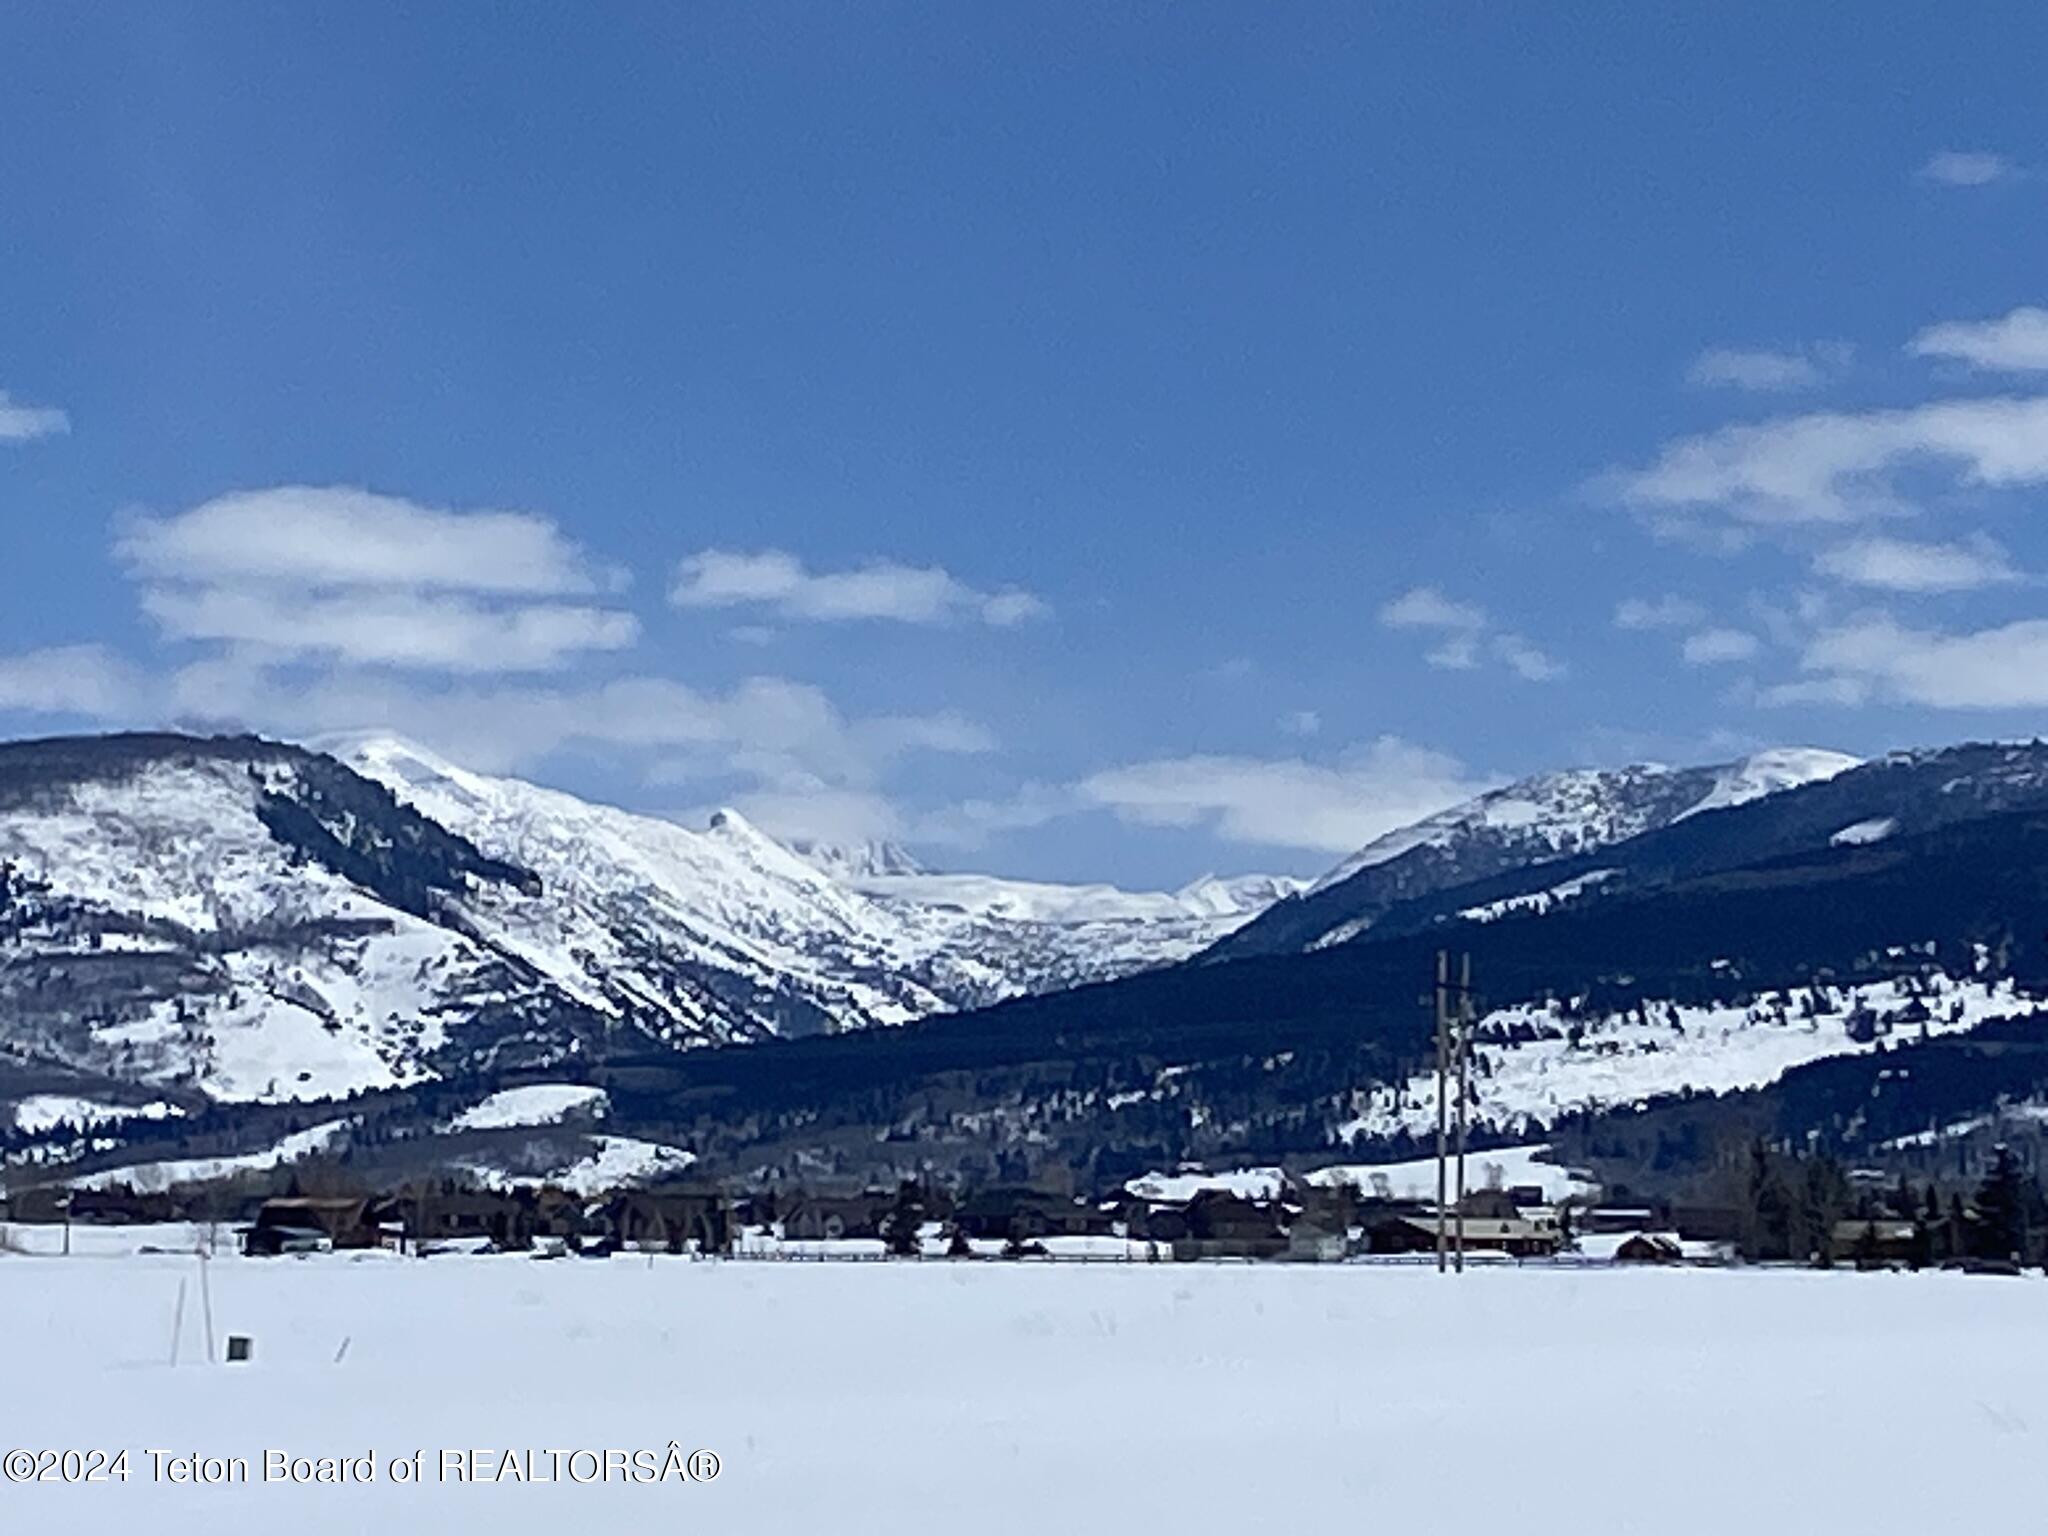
[1455,951,1472,1274]
[1434,950,1449,1273]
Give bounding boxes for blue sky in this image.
[5,6,2048,887]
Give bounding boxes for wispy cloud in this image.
[0,388,70,443]
[1910,306,2048,373]
[1784,615,2048,710]
[1492,633,1567,682]
[1680,628,1762,666]
[1379,586,1564,682]
[1814,534,2021,593]
[1614,595,1708,631]
[1278,709,1322,738]
[671,548,1046,628]
[1077,738,1494,855]
[0,645,140,717]
[1917,150,2018,187]
[1613,395,2048,524]
[1687,344,1847,393]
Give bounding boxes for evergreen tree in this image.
[1972,1143,2039,1264]
[880,1180,925,1258]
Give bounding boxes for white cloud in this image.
[1681,628,1762,666]
[1492,634,1567,682]
[118,486,612,594]
[1378,586,1487,631]
[141,586,638,673]
[162,657,990,849]
[1380,586,1562,682]
[1078,738,1494,855]
[1614,395,2048,524]
[1687,347,1841,392]
[1756,675,1872,709]
[116,486,637,676]
[703,785,910,848]
[1614,595,1709,631]
[1910,306,2048,373]
[671,548,1046,628]
[0,645,140,717]
[1918,151,2017,187]
[1787,615,2048,710]
[909,783,1075,851]
[1425,633,1482,671]
[1279,710,1322,738]
[0,389,70,443]
[1814,534,2021,593]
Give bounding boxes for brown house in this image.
[602,1188,733,1254]
[1614,1232,1684,1264]
[1172,1191,1289,1261]
[953,1188,1117,1242]
[780,1191,892,1242]
[1366,1213,1561,1259]
[244,1196,397,1256]
[1827,1219,1921,1268]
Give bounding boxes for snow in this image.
[456,1135,695,1195]
[338,734,1298,1036]
[1458,868,1616,924]
[9,1096,184,1135]
[449,1085,609,1132]
[1832,816,1899,847]
[66,1120,354,1194]
[1340,973,2042,1144]
[1307,748,1857,898]
[1124,1166,1288,1203]
[1676,747,1860,821]
[1305,1142,1597,1202]
[3,1252,2047,1534]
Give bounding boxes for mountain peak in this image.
[1679,747,1861,821]
[792,838,931,880]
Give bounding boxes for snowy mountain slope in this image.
[1338,972,2047,1148]
[0,731,1306,1117]
[1207,749,1859,961]
[1342,740,2048,953]
[341,735,1303,1014]
[337,734,967,1041]
[812,860,1306,988]
[0,735,602,1104]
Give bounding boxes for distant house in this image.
[244,1196,396,1256]
[1172,1191,1288,1261]
[1828,1219,1921,1268]
[603,1189,733,1254]
[1669,1204,1744,1243]
[1366,1213,1562,1259]
[1285,1214,1349,1264]
[1125,1202,1189,1243]
[954,1188,1117,1242]
[780,1191,892,1242]
[1580,1205,1662,1234]
[1614,1233,1684,1264]
[410,1187,530,1249]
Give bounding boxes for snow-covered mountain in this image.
[1209,749,1860,961]
[0,732,1303,1108]
[341,736,1303,1015]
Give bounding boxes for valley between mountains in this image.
[9,729,2048,1203]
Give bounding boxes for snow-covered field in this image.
[2,1238,2044,1534]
